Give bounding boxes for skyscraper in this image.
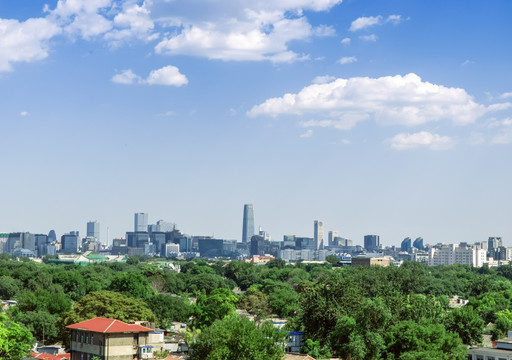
[401,237,412,252]
[488,237,503,249]
[242,204,254,243]
[314,220,324,250]
[134,213,148,232]
[87,221,100,241]
[328,230,339,247]
[413,237,424,250]
[364,235,380,252]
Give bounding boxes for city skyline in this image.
[1,0,511,245]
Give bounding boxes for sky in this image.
[1,0,511,247]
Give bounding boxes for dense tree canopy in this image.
[190,315,284,360]
[0,313,33,360]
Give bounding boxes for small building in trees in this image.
[66,317,164,360]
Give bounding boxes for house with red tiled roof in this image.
[30,351,70,360]
[66,317,164,360]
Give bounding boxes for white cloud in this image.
[359,34,377,42]
[154,1,342,63]
[50,0,158,44]
[51,0,113,39]
[248,73,508,130]
[112,65,188,86]
[312,24,336,37]
[20,111,29,116]
[386,15,403,25]
[155,13,316,63]
[341,37,351,45]
[390,131,455,150]
[111,69,141,84]
[312,75,336,84]
[0,17,61,72]
[341,138,351,145]
[461,59,473,67]
[300,129,313,138]
[144,65,188,86]
[104,0,156,45]
[349,16,382,32]
[500,92,512,99]
[491,118,512,144]
[338,56,357,64]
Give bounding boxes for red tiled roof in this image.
[65,317,153,333]
[31,352,70,360]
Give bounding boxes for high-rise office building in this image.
[242,204,254,243]
[87,221,100,242]
[328,230,339,247]
[61,233,80,254]
[401,237,412,252]
[488,237,503,249]
[364,235,380,252]
[413,237,424,250]
[134,213,148,232]
[314,220,324,250]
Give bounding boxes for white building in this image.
[428,244,486,267]
[314,220,324,250]
[134,213,148,232]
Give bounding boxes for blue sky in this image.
[1,0,511,247]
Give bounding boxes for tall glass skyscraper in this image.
[242,204,254,243]
[87,221,100,241]
[314,220,324,250]
[134,213,148,232]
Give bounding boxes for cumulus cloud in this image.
[144,65,188,86]
[491,118,512,144]
[300,129,313,138]
[390,131,455,150]
[341,37,351,45]
[154,0,342,62]
[349,15,382,31]
[248,73,509,130]
[350,14,403,32]
[155,13,318,62]
[338,56,357,64]
[111,69,141,84]
[312,75,336,84]
[359,34,377,42]
[0,17,61,72]
[112,65,188,86]
[500,92,512,99]
[3,0,343,71]
[386,15,403,25]
[50,0,157,44]
[104,0,156,45]
[20,111,29,116]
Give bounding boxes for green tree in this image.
[325,255,340,265]
[191,288,238,329]
[0,276,21,299]
[190,315,284,360]
[302,338,331,359]
[109,272,153,300]
[384,319,466,360]
[147,294,190,328]
[12,310,59,345]
[0,313,34,360]
[444,306,484,345]
[64,290,156,325]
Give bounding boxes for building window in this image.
[90,334,93,344]
[86,334,89,344]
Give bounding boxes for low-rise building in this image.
[468,333,512,359]
[66,317,164,360]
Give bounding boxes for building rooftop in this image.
[66,317,153,333]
